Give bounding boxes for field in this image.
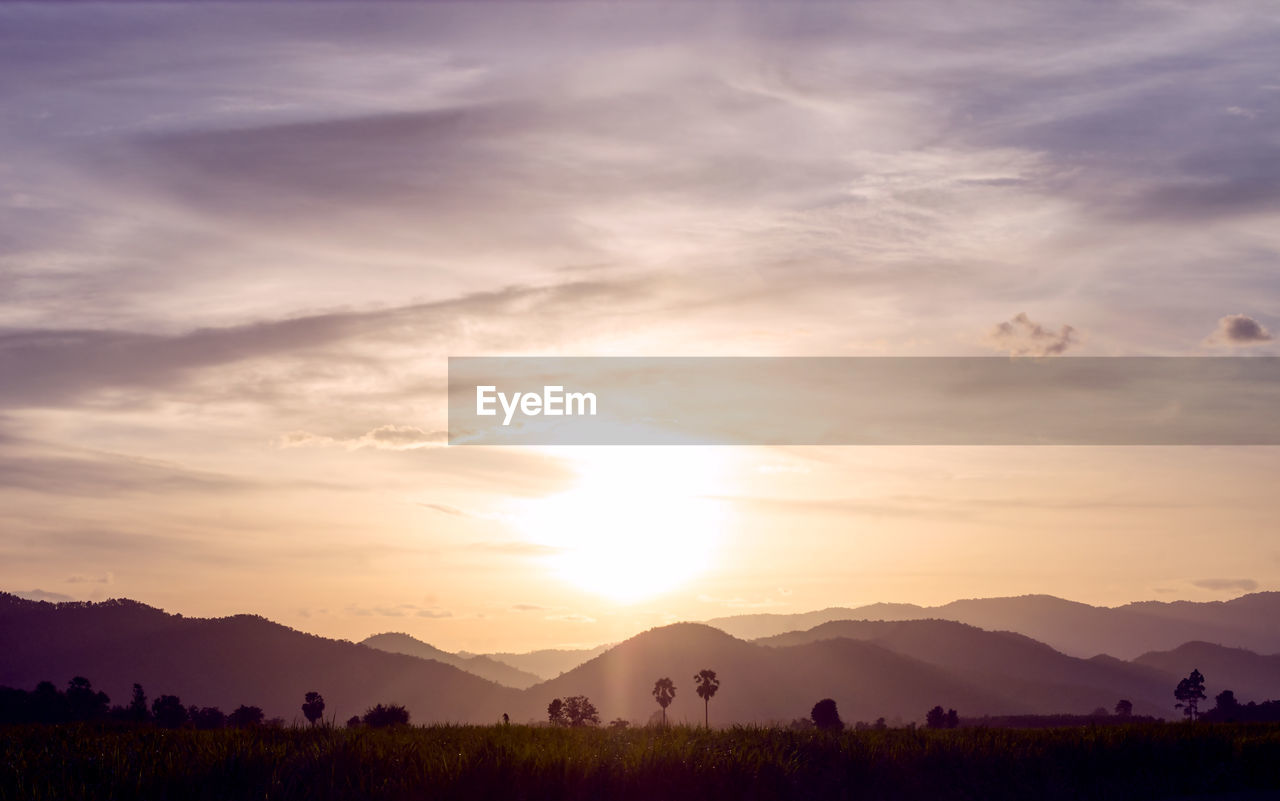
[3,722,1280,801]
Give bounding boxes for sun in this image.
[513,447,731,603]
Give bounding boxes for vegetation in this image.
[652,677,676,726]
[3,721,1280,801]
[810,698,843,731]
[1174,668,1207,720]
[301,692,326,727]
[693,669,720,728]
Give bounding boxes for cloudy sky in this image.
[2,2,1278,652]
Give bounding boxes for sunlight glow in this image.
[513,447,731,603]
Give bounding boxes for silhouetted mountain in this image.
[758,619,1171,716]
[1133,642,1280,704]
[707,593,1280,659]
[511,622,1024,725]
[0,593,516,723]
[361,633,541,689]
[463,645,614,681]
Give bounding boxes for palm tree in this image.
[652,677,676,726]
[693,669,719,728]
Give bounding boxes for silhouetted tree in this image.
[31,681,68,724]
[361,703,410,728]
[1114,699,1133,718]
[694,669,720,728]
[228,705,265,728]
[190,706,226,730]
[547,698,567,726]
[926,706,947,729]
[874,717,888,730]
[127,683,150,722]
[151,695,188,729]
[346,715,361,729]
[564,695,600,727]
[1213,690,1240,721]
[302,691,326,726]
[652,677,676,726]
[502,713,510,725]
[65,676,109,720]
[1174,669,1207,720]
[946,709,959,728]
[810,698,843,731]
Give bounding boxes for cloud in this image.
[1190,578,1259,592]
[987,313,1078,356]
[418,503,465,516]
[13,589,75,603]
[696,594,786,610]
[65,573,113,584]
[280,425,445,452]
[345,602,452,619]
[545,613,596,623]
[1204,314,1274,347]
[511,603,547,611]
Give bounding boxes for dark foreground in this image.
[3,723,1280,801]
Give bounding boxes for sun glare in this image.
[513,448,731,603]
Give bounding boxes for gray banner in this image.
[447,357,1280,445]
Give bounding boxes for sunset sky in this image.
[2,2,1278,653]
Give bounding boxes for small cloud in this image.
[279,425,445,451]
[1190,578,1258,592]
[512,603,547,611]
[1225,106,1258,119]
[416,608,453,619]
[987,313,1078,356]
[346,602,451,618]
[418,503,465,516]
[14,589,75,602]
[1204,314,1273,347]
[545,613,596,623]
[65,572,113,584]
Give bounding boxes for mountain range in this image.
[3,591,1276,725]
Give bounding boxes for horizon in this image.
[4,586,1272,655]
[2,1,1279,656]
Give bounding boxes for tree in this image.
[151,695,188,729]
[302,691,325,726]
[65,676,110,720]
[547,698,567,727]
[946,709,959,729]
[31,681,68,723]
[810,698,843,731]
[127,683,150,722]
[229,705,265,727]
[652,677,676,726]
[1114,699,1133,718]
[694,669,720,728]
[925,706,947,729]
[1174,669,1207,720]
[564,695,600,727]
[190,706,226,730]
[362,703,410,728]
[346,715,361,729]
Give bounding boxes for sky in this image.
[1,2,1279,653]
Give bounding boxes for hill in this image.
[509,622,1020,725]
[361,633,542,689]
[757,619,1172,716]
[1133,642,1280,704]
[464,644,614,681]
[707,593,1280,659]
[0,593,517,723]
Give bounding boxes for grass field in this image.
[3,722,1280,801]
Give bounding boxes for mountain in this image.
[511,623,1025,725]
[1133,642,1280,704]
[361,633,542,689]
[757,619,1172,716]
[707,593,1280,659]
[463,645,614,681]
[0,593,517,723]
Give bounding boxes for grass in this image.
[3,722,1280,801]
